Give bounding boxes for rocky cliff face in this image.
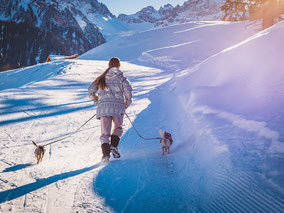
[118,0,225,27]
[0,0,112,71]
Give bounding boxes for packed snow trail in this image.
[1,21,284,212]
[0,59,169,212]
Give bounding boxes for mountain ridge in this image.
[118,0,225,27]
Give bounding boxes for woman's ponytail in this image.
[96,57,121,90]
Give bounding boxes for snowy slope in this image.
[81,21,258,72]
[1,21,284,212]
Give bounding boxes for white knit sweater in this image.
[88,67,132,119]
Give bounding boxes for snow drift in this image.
[172,20,284,190]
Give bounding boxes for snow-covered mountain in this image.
[118,0,225,27]
[0,0,116,71]
[0,0,228,72]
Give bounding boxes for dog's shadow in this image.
[2,163,33,173]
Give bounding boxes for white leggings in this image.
[100,116,123,144]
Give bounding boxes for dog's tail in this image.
[32,141,38,147]
[158,130,164,138]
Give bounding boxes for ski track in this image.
[45,129,98,213]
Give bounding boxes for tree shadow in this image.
[0,163,102,203]
[2,163,33,173]
[0,61,71,90]
[0,101,94,126]
[0,61,95,126]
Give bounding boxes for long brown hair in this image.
[96,57,121,90]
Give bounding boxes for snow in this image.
[81,21,259,72]
[18,0,31,12]
[48,55,69,61]
[1,20,284,212]
[102,17,109,21]
[82,12,153,41]
[74,15,87,30]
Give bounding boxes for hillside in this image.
[0,21,284,212]
[0,0,115,71]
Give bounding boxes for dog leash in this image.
[109,82,160,141]
[124,112,161,141]
[34,112,97,148]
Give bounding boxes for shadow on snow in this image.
[0,163,102,204]
[2,163,33,173]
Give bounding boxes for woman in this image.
[88,57,132,162]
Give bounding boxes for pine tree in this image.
[221,0,284,29]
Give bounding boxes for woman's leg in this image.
[110,116,123,158]
[100,116,112,144]
[100,116,112,160]
[112,116,124,137]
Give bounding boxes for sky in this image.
[99,0,186,16]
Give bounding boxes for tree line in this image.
[222,0,284,29]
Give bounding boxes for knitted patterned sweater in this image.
[88,67,132,119]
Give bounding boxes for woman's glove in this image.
[88,81,98,105]
[93,95,98,105]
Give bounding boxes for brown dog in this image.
[32,141,45,164]
[159,130,173,155]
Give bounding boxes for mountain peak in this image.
[118,0,225,26]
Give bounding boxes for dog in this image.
[32,141,45,164]
[159,130,173,155]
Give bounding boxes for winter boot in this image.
[110,135,120,158]
[101,143,110,163]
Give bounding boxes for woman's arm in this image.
[122,76,133,109]
[88,80,99,104]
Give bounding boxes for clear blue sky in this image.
[99,0,186,16]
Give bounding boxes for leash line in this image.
[35,110,159,147]
[113,82,160,141]
[41,113,97,147]
[124,112,161,141]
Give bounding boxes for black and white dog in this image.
[159,130,173,155]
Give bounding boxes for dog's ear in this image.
[158,130,164,138]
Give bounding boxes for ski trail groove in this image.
[45,128,99,213]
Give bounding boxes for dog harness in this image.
[160,132,173,145]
